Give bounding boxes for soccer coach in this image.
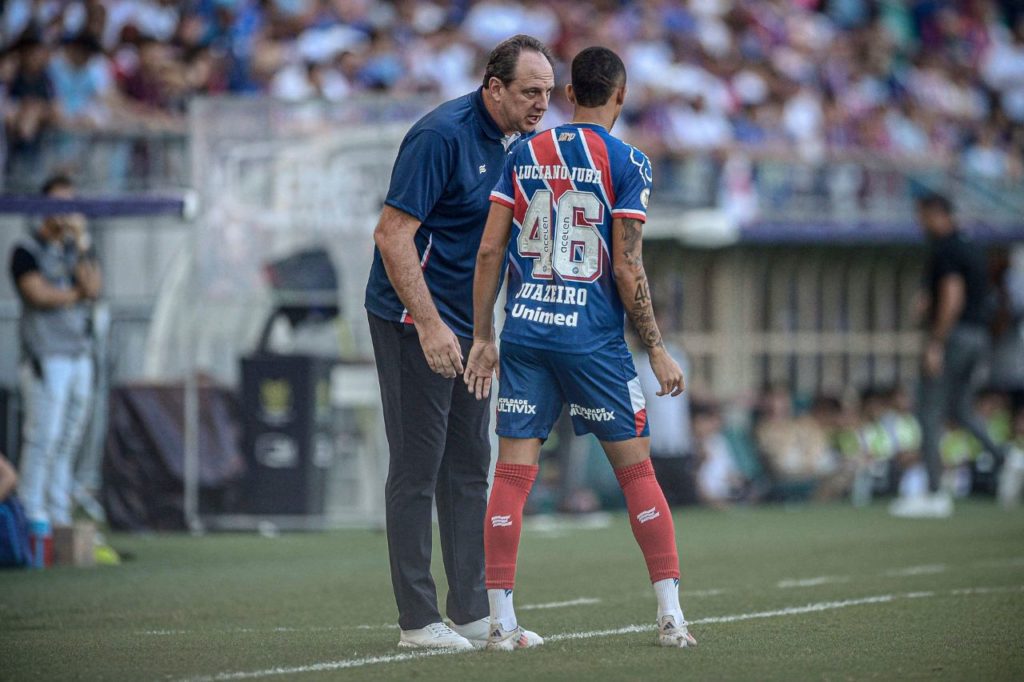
[364,35,554,650]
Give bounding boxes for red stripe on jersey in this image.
[581,128,617,206]
[612,209,647,222]
[490,191,514,209]
[634,408,648,436]
[529,130,574,201]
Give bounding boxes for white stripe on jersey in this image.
[399,232,434,322]
[552,128,611,256]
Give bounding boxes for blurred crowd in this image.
[3,0,1024,183]
[531,380,1024,513]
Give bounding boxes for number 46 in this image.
[517,189,604,282]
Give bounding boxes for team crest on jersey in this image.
[558,132,576,142]
[640,188,650,209]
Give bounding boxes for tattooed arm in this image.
[611,217,684,397]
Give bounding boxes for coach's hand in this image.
[648,346,685,397]
[418,320,464,379]
[464,340,499,400]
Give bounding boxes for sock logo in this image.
[491,515,513,527]
[636,507,660,524]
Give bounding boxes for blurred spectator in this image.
[636,337,695,507]
[7,174,101,530]
[0,451,17,503]
[48,34,115,128]
[754,383,840,500]
[5,38,56,151]
[692,400,746,508]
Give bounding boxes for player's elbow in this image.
[476,241,503,266]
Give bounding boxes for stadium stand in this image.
[1,1,1023,519]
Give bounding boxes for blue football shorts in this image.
[495,338,650,442]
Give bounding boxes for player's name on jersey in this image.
[516,164,603,184]
[514,283,589,306]
[510,304,579,328]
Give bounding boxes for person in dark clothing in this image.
[363,35,553,650]
[892,193,1003,518]
[5,38,57,149]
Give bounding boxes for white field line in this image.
[883,564,947,577]
[776,576,850,589]
[176,585,1024,682]
[520,597,601,610]
[971,556,1024,569]
[685,588,727,598]
[140,599,597,637]
[950,585,1024,596]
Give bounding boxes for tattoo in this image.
[628,274,662,349]
[634,279,650,304]
[617,217,662,349]
[621,218,643,267]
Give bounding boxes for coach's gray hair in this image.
[482,34,555,87]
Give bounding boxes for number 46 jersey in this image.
[489,123,653,354]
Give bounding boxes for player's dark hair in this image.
[916,191,953,215]
[482,34,554,87]
[41,173,74,196]
[571,46,626,107]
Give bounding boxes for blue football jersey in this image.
[489,123,653,353]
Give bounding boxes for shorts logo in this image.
[636,507,660,524]
[491,515,512,527]
[497,398,537,414]
[569,404,615,422]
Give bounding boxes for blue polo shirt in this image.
[364,88,520,338]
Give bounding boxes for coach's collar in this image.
[472,87,504,142]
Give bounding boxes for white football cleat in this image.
[398,622,474,651]
[451,617,542,650]
[658,614,697,648]
[483,620,545,651]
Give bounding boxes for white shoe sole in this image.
[397,640,473,651]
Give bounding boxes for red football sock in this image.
[615,459,680,583]
[485,462,538,590]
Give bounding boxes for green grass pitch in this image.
[2,501,1023,681]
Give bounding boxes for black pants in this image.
[918,324,1005,493]
[368,313,490,630]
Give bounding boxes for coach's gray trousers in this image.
[918,324,1004,492]
[368,313,490,630]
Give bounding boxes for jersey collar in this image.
[472,87,505,142]
[569,121,609,132]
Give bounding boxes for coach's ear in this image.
[566,83,576,106]
[488,76,510,101]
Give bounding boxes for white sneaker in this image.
[482,619,545,651]
[889,492,953,519]
[398,622,474,651]
[927,491,953,517]
[658,613,697,648]
[998,447,1024,508]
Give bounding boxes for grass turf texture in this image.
[2,501,1022,681]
